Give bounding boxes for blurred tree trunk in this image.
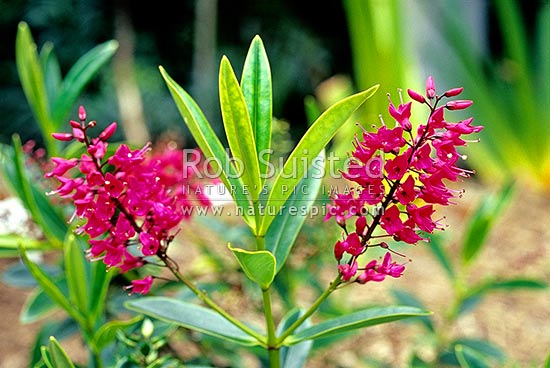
[191,0,218,127]
[113,2,150,145]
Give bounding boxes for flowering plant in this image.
[3,29,492,367]
[35,35,483,367]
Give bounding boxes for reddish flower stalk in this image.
[46,107,210,294]
[325,77,483,284]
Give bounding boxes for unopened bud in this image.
[426,76,436,99]
[444,87,463,97]
[446,100,473,110]
[99,122,117,141]
[70,120,82,129]
[52,132,74,141]
[78,106,87,121]
[407,89,425,103]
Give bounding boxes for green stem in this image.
[162,255,266,345]
[255,235,279,366]
[276,274,342,347]
[263,287,279,367]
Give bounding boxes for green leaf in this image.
[458,277,547,316]
[219,56,262,202]
[390,289,434,332]
[88,260,115,325]
[15,22,53,141]
[48,336,76,368]
[285,306,429,345]
[39,42,62,107]
[125,297,260,346]
[427,234,455,281]
[64,234,89,314]
[545,350,550,368]
[277,309,312,368]
[0,234,51,250]
[266,151,325,274]
[93,315,143,350]
[461,181,515,265]
[455,344,490,368]
[259,84,379,235]
[240,35,272,182]
[51,40,118,127]
[20,246,85,327]
[228,244,276,289]
[41,346,54,368]
[10,136,67,246]
[452,338,505,364]
[160,66,254,228]
[21,287,60,324]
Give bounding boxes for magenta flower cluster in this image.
[47,107,210,294]
[325,77,483,284]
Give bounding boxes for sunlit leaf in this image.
[219,56,262,202]
[241,35,272,183]
[259,85,379,235]
[228,244,276,289]
[160,66,254,228]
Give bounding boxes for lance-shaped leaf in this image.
[284,306,429,345]
[15,22,53,139]
[266,151,325,274]
[64,235,89,314]
[125,297,260,346]
[259,85,379,235]
[241,35,272,182]
[160,66,254,228]
[48,337,76,368]
[228,244,276,289]
[52,40,119,127]
[455,344,491,368]
[277,309,312,368]
[219,56,262,202]
[461,181,515,265]
[10,136,67,246]
[20,246,85,327]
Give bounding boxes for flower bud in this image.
[426,76,436,98]
[444,87,463,97]
[99,122,117,141]
[70,120,82,129]
[446,100,473,110]
[52,132,74,141]
[407,89,425,103]
[78,105,87,121]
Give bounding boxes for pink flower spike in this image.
[99,122,117,141]
[426,76,436,98]
[70,120,82,129]
[52,132,74,141]
[78,105,87,121]
[125,275,153,295]
[407,89,425,103]
[446,100,473,110]
[444,87,464,97]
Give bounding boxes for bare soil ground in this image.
[1,181,549,367]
